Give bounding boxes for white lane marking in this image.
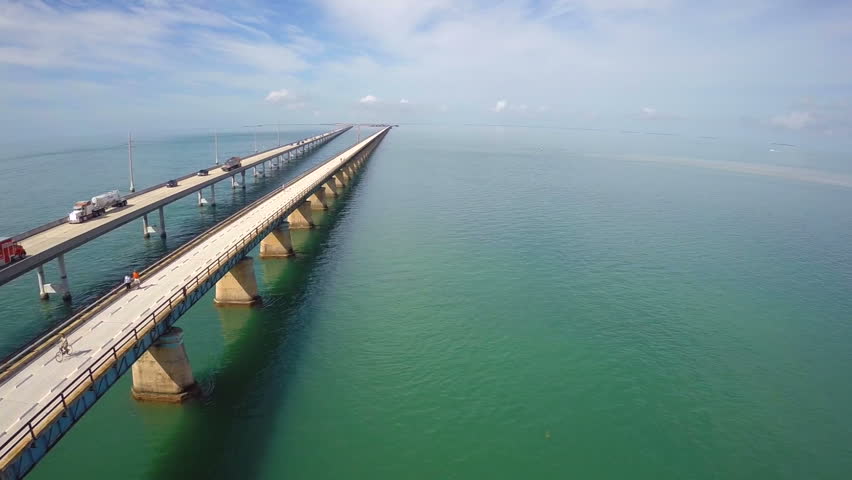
[15,374,33,389]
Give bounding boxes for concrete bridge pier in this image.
[57,254,71,302]
[288,201,314,229]
[142,214,151,238]
[323,181,339,198]
[215,257,260,305]
[241,170,246,188]
[259,223,295,258]
[210,184,216,206]
[158,206,167,238]
[131,327,198,403]
[36,265,48,300]
[310,189,328,210]
[334,171,347,189]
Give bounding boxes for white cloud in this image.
[400,98,410,104]
[770,111,815,130]
[265,89,290,103]
[359,94,378,104]
[493,99,508,113]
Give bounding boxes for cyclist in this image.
[58,334,70,356]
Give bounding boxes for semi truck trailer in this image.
[68,190,127,223]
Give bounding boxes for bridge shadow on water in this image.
[147,172,369,479]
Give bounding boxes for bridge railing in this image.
[0,127,388,468]
[0,127,357,379]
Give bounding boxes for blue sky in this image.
[0,0,850,146]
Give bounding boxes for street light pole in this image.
[128,132,135,192]
[214,130,219,165]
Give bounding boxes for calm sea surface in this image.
[1,125,851,479]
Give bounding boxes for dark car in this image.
[222,156,241,172]
[166,179,178,188]
[197,169,209,176]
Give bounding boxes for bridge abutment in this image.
[288,201,314,229]
[260,224,295,258]
[131,327,198,403]
[214,257,260,306]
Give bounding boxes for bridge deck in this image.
[0,127,349,288]
[0,128,387,468]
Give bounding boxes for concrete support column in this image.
[158,207,167,238]
[36,265,48,300]
[324,181,339,198]
[215,257,260,305]
[197,191,204,207]
[231,175,238,189]
[142,214,150,238]
[210,184,216,206]
[309,188,328,210]
[240,170,246,188]
[334,171,347,189]
[287,201,314,229]
[131,327,198,403]
[57,254,71,302]
[259,224,295,258]
[253,166,258,178]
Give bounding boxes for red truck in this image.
[0,237,26,267]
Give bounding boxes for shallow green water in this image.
[3,126,852,479]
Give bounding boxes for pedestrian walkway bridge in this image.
[0,127,390,479]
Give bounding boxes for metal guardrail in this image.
[0,127,389,467]
[9,129,348,243]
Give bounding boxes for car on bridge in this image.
[222,156,241,172]
[197,168,209,176]
[166,179,178,188]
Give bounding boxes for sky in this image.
[0,0,850,146]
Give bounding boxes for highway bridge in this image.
[0,126,350,299]
[0,127,391,479]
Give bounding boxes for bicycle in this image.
[55,336,71,363]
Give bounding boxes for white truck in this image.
[68,190,128,224]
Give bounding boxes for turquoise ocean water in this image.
[1,125,851,479]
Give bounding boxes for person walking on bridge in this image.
[132,270,141,288]
[123,274,132,290]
